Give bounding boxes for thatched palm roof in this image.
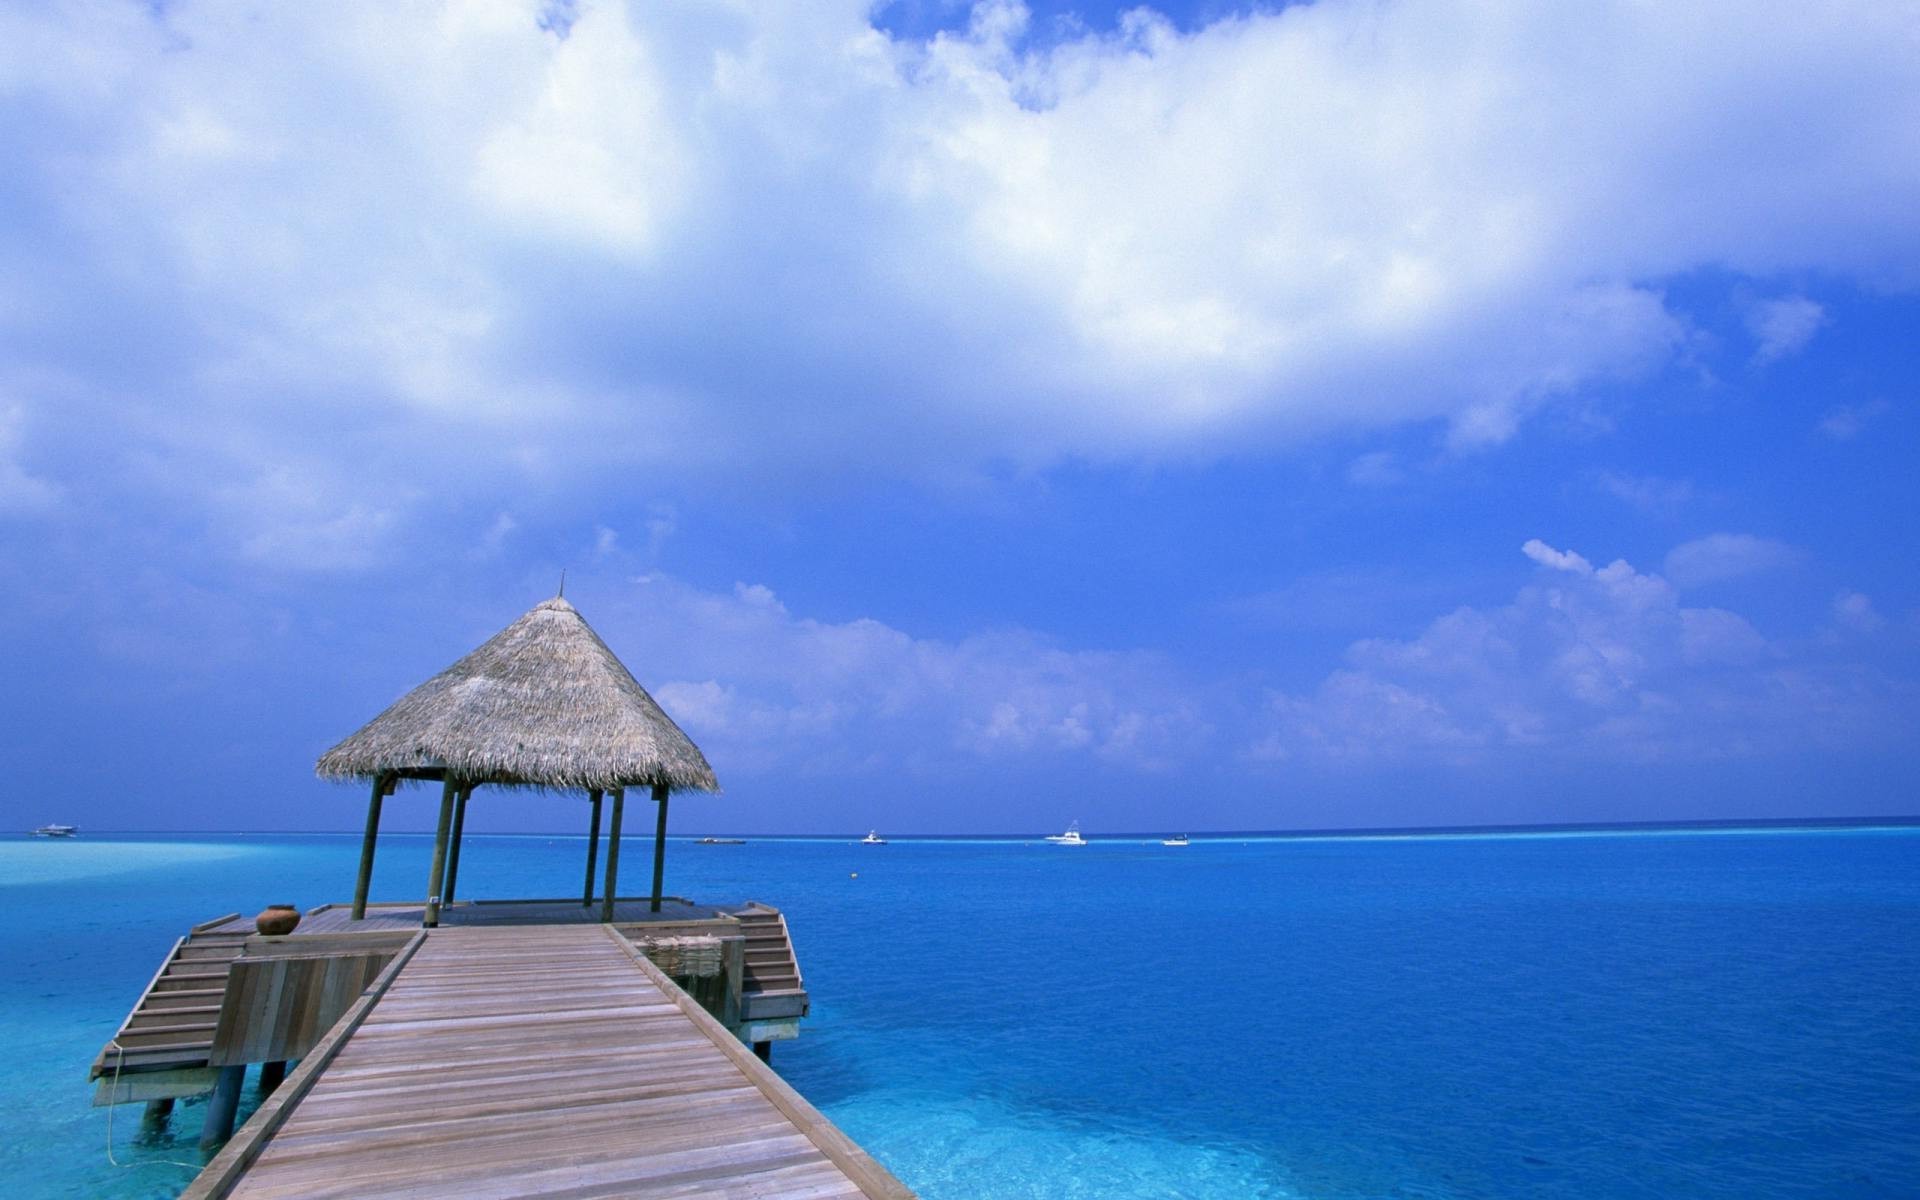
[316,597,717,793]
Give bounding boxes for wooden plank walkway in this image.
[199,925,908,1199]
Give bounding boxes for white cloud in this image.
[2,0,1919,557]
[579,556,1913,781]
[1663,533,1799,588]
[1346,450,1402,487]
[643,504,676,557]
[1259,540,1903,764]
[471,3,686,254]
[1831,590,1886,635]
[212,462,407,571]
[477,512,519,557]
[599,573,1210,776]
[1818,399,1891,441]
[1746,294,1827,363]
[1219,567,1473,635]
[1593,471,1694,515]
[0,404,59,515]
[1522,538,1593,575]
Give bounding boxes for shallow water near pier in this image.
[2,826,1916,1198]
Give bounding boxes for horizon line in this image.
[36,814,1920,840]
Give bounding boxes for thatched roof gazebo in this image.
[317,595,718,926]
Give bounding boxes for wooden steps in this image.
[735,908,804,996]
[733,906,810,1026]
[91,929,250,1081]
[144,987,227,1009]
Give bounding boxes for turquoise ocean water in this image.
[2,825,1917,1198]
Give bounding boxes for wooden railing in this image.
[180,931,426,1200]
[208,949,401,1068]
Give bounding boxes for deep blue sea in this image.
[3,826,1918,1199]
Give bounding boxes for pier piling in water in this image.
[198,1065,244,1150]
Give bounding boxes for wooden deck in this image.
[186,924,908,1200]
[192,898,744,936]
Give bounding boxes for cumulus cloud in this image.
[1521,538,1593,574]
[1257,540,1904,764]
[1746,295,1827,363]
[2,0,1920,563]
[526,558,1916,781]
[597,574,1211,776]
[1663,533,1800,588]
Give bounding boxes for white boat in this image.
[860,830,887,845]
[30,824,78,838]
[1044,821,1086,846]
[1162,834,1190,846]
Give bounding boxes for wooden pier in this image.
[94,598,904,1195]
[94,901,904,1198]
[181,922,904,1199]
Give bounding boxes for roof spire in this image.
[557,568,566,598]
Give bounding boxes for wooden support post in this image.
[257,1060,287,1093]
[582,789,603,907]
[600,787,625,923]
[423,778,457,928]
[199,1064,245,1150]
[649,783,670,913]
[722,936,743,1031]
[753,1040,772,1064]
[442,786,471,906]
[140,1097,174,1134]
[350,774,389,921]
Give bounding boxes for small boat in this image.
[1161,834,1190,847]
[696,836,746,845]
[1044,821,1086,846]
[860,830,887,845]
[30,824,78,838]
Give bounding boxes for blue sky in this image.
[1,0,1916,835]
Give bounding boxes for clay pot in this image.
[255,904,301,936]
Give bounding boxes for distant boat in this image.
[696,837,745,845]
[1044,821,1086,846]
[1161,834,1190,847]
[860,830,887,845]
[30,824,77,838]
